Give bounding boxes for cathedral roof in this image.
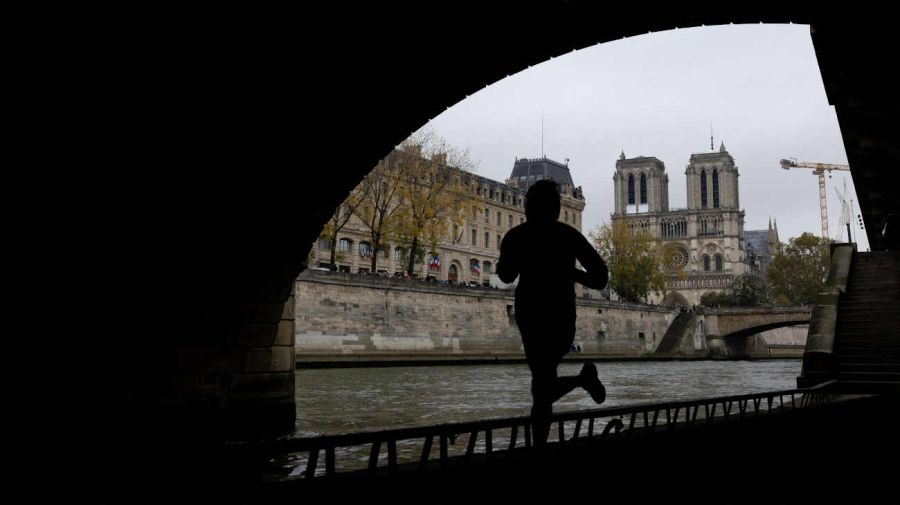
[744,230,772,256]
[616,156,666,171]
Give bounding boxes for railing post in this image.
[387,440,398,473]
[465,431,478,461]
[325,447,335,477]
[440,434,448,468]
[508,425,518,451]
[368,442,381,475]
[306,449,319,479]
[420,436,433,470]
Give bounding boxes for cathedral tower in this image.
[613,151,669,215]
[686,142,740,210]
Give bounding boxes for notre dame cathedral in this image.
[611,143,778,307]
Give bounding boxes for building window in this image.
[508,215,513,228]
[338,238,352,253]
[564,211,568,223]
[359,241,373,258]
[394,248,405,261]
[715,254,723,271]
[483,261,492,274]
[640,173,647,204]
[703,254,710,272]
[497,212,502,226]
[701,169,707,209]
[318,237,332,250]
[472,228,477,246]
[627,174,635,205]
[712,169,720,208]
[378,247,388,259]
[470,259,481,276]
[484,208,490,224]
[484,232,490,249]
[497,234,501,251]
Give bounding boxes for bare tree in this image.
[355,155,406,272]
[393,132,479,276]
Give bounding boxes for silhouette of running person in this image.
[497,179,609,447]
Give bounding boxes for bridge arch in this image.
[660,291,690,309]
[721,319,810,340]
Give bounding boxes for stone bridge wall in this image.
[700,307,811,358]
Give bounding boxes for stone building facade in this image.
[611,143,771,306]
[312,154,586,286]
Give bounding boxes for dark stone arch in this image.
[119,12,892,473]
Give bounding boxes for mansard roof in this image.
[510,156,575,191]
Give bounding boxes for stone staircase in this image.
[833,251,900,392]
[655,311,696,354]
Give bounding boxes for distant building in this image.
[611,143,773,306]
[313,153,586,286]
[744,219,780,278]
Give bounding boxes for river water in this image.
[293,360,801,437]
[280,360,801,477]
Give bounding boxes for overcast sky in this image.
[416,23,869,250]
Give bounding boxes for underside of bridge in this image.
[106,5,899,495]
[722,320,811,341]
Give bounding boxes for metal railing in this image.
[252,381,837,479]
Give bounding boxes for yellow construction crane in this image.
[780,158,851,238]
